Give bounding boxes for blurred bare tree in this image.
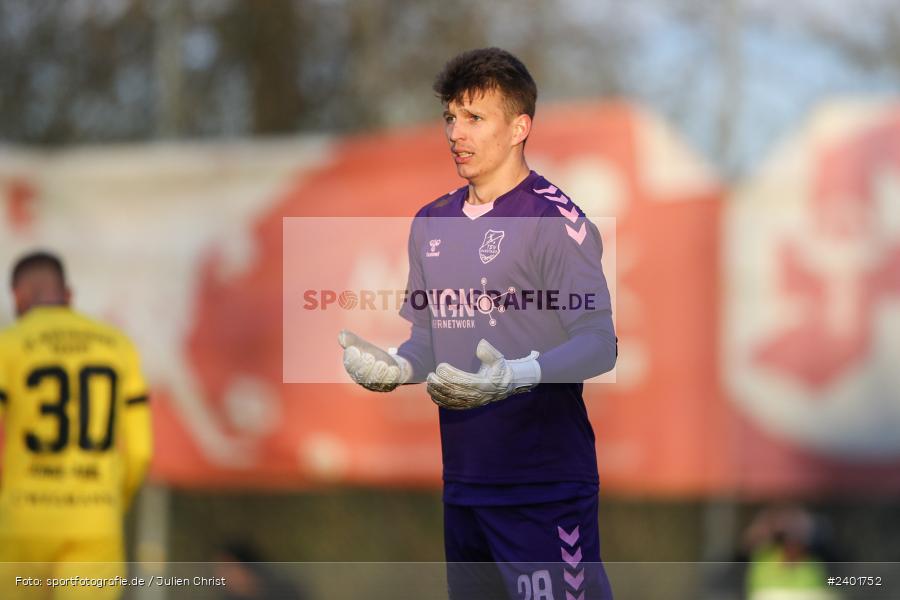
[799,1,900,75]
[0,0,896,176]
[0,0,156,143]
[0,0,631,143]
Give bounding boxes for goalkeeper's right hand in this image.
[338,329,412,392]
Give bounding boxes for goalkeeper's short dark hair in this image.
[11,250,66,288]
[433,47,537,120]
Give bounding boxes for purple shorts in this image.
[444,494,613,599]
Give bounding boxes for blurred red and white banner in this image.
[722,101,900,496]
[1,100,898,496]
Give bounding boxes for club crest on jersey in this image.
[479,230,505,264]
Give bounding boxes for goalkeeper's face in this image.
[443,88,531,185]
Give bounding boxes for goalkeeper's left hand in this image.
[426,339,541,410]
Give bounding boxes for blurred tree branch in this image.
[1,0,894,170]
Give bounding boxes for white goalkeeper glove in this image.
[426,339,541,410]
[338,330,412,392]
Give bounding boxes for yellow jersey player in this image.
[0,251,152,599]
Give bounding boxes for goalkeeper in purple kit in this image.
[339,48,617,599]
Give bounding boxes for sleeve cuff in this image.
[510,351,542,386]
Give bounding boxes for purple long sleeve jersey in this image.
[397,171,617,505]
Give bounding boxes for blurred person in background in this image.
[0,250,153,599]
[339,47,616,599]
[741,506,840,600]
[214,541,307,600]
